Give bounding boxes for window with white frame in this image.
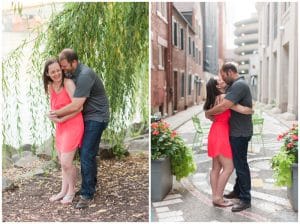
[180,28,184,50]
[158,45,165,70]
[199,50,201,65]
[198,83,201,96]
[173,19,178,47]
[181,73,185,97]
[178,25,181,49]
[188,74,192,95]
[157,2,167,20]
[192,41,195,57]
[199,25,201,39]
[191,75,194,91]
[188,37,191,55]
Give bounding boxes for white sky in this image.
[1,0,257,49]
[226,0,257,49]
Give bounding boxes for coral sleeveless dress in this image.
[50,86,84,153]
[207,109,232,159]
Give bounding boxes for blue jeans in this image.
[79,120,108,199]
[230,136,252,203]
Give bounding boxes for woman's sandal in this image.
[60,194,75,204]
[49,193,66,202]
[212,199,233,207]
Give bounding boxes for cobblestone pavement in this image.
[151,105,298,222]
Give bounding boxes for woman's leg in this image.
[215,155,234,202]
[210,157,222,202]
[50,151,68,201]
[60,150,77,203]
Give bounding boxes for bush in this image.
[271,124,298,186]
[151,120,197,180]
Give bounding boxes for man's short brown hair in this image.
[221,62,238,74]
[59,48,78,63]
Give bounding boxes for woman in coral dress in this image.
[43,58,84,204]
[203,77,253,207]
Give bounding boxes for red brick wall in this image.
[151,2,168,114]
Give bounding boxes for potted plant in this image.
[271,124,298,211]
[151,119,197,201]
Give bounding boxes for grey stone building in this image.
[256,2,298,120]
[233,15,259,100]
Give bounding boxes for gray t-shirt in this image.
[225,77,253,137]
[71,63,109,123]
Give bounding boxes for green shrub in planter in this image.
[271,124,298,187]
[151,120,197,181]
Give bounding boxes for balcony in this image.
[234,43,259,54]
[234,17,258,26]
[234,54,251,62]
[234,23,258,36]
[234,33,258,45]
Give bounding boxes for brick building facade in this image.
[151,2,205,117]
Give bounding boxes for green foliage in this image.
[111,142,127,160]
[170,140,197,181]
[271,149,295,187]
[151,120,197,180]
[271,124,298,187]
[2,2,148,157]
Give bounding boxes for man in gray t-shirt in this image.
[51,48,109,209]
[71,63,109,123]
[205,62,253,212]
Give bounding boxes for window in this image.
[173,20,178,46]
[266,4,270,46]
[198,83,201,96]
[188,74,192,95]
[151,41,154,68]
[273,3,278,39]
[158,45,165,70]
[192,41,195,57]
[283,2,290,13]
[195,47,198,62]
[199,50,201,65]
[199,25,201,39]
[157,2,167,19]
[181,73,185,97]
[180,28,184,50]
[188,37,191,55]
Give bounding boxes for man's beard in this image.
[226,79,234,86]
[64,72,72,78]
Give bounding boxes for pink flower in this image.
[151,122,158,129]
[152,130,159,136]
[171,130,177,138]
[277,134,283,141]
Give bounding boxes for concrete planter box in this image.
[151,157,173,202]
[287,163,298,212]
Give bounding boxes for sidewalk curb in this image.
[164,105,204,131]
[263,109,296,129]
[165,105,297,131]
[172,110,203,131]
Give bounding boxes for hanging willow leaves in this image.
[2,2,149,157]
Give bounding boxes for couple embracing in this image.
[204,62,253,212]
[43,49,109,209]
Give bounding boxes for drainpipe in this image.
[185,23,188,109]
[166,2,173,115]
